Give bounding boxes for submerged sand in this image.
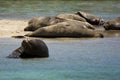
[0,19,30,38]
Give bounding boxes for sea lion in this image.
[57,13,86,22]
[25,20,103,38]
[103,17,120,30]
[76,11,105,25]
[7,38,49,58]
[24,16,66,31]
[28,17,44,25]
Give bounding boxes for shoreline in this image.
[0,19,120,38]
[0,19,30,38]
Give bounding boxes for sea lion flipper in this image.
[7,47,23,58]
[12,35,25,38]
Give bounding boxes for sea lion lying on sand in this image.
[57,13,86,22]
[76,11,105,25]
[28,17,44,25]
[104,17,120,30]
[7,38,49,58]
[24,16,66,31]
[25,20,103,38]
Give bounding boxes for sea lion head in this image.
[24,23,37,31]
[20,38,49,58]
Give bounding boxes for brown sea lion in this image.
[25,20,103,38]
[24,16,67,31]
[57,13,86,22]
[103,17,120,30]
[7,38,49,58]
[76,11,105,25]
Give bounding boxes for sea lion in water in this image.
[104,17,120,30]
[25,20,103,38]
[7,38,49,58]
[57,13,86,22]
[76,11,105,25]
[24,16,67,31]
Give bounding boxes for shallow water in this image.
[0,0,120,20]
[0,38,120,80]
[0,0,120,80]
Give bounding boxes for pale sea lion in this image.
[57,13,86,22]
[25,20,103,38]
[24,16,66,31]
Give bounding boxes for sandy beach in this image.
[0,19,30,38]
